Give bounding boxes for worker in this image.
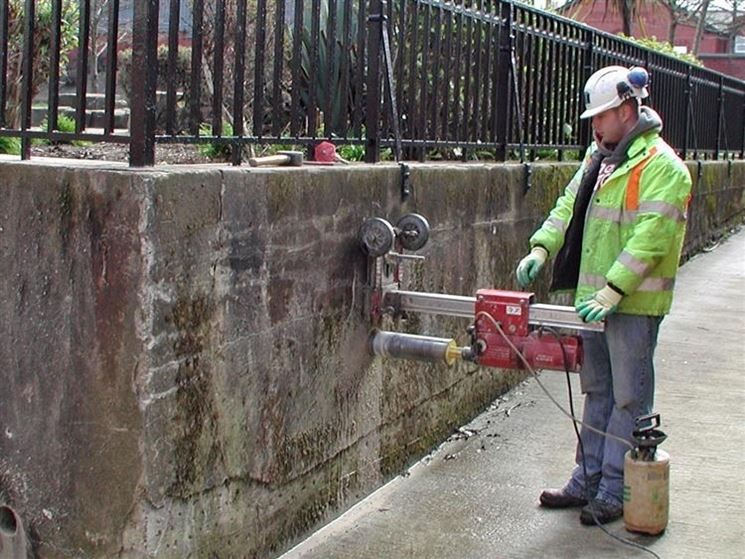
[515,65,692,525]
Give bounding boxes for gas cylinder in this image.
[623,413,670,535]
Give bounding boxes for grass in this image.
[0,136,21,155]
[198,121,234,160]
[33,113,91,147]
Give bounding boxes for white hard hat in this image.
[580,66,650,119]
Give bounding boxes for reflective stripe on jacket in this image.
[529,130,692,316]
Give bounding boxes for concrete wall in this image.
[682,160,745,258]
[0,156,742,558]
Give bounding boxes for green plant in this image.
[33,113,90,147]
[535,148,559,160]
[4,1,79,128]
[617,34,704,67]
[0,136,22,155]
[379,147,394,161]
[337,143,364,162]
[293,0,361,136]
[198,121,234,159]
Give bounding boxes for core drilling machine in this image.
[359,213,670,537]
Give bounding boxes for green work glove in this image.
[576,285,624,323]
[516,246,548,288]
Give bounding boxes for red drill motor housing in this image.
[474,289,583,372]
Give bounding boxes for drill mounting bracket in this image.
[358,214,603,372]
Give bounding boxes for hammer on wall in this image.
[248,151,304,167]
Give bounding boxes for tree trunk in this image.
[693,0,711,55]
[730,0,739,52]
[666,1,680,46]
[623,0,633,36]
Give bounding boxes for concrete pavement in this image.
[280,228,745,559]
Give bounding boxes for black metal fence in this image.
[0,0,743,166]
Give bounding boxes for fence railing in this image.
[0,0,743,166]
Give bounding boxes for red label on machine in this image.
[474,289,583,372]
[475,289,533,337]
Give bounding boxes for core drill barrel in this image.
[370,330,462,366]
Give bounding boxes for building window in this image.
[734,36,745,54]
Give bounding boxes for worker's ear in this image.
[616,103,630,126]
[620,100,639,125]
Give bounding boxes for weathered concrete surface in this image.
[0,156,742,558]
[280,228,745,559]
[0,163,144,555]
[682,160,745,259]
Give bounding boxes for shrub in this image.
[198,121,234,160]
[3,0,78,128]
[617,34,704,67]
[337,143,364,162]
[0,136,22,155]
[33,112,90,147]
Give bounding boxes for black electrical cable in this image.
[475,312,663,557]
[540,326,662,559]
[475,313,635,448]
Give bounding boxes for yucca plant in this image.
[293,0,361,136]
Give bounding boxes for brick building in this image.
[556,0,745,79]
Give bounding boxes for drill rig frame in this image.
[358,214,603,372]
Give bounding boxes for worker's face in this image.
[592,104,635,145]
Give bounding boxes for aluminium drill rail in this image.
[384,290,604,333]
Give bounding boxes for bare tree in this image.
[710,0,745,48]
[662,0,745,55]
[693,0,711,54]
[660,0,703,44]
[87,0,129,93]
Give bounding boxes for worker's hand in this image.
[516,247,548,288]
[576,285,623,323]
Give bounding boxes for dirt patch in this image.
[30,142,221,165]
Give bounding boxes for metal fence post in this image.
[129,0,159,167]
[683,66,691,159]
[0,0,8,128]
[741,93,745,159]
[48,0,63,134]
[75,0,90,135]
[494,0,513,161]
[579,28,594,147]
[20,0,34,160]
[715,74,723,159]
[365,0,383,163]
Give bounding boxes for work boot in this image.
[539,488,588,509]
[580,498,623,525]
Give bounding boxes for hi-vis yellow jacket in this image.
[530,130,692,316]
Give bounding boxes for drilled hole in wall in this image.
[0,506,18,536]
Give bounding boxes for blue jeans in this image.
[565,313,663,507]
